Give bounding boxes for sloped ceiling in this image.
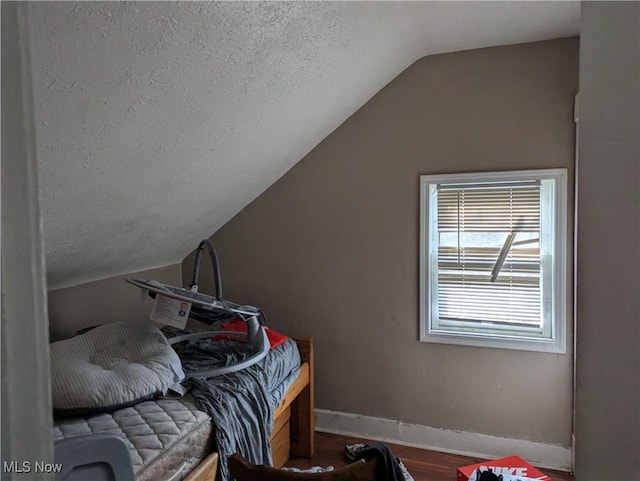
[29,1,580,289]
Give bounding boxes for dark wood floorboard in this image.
[286,432,574,481]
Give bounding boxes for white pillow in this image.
[51,321,185,417]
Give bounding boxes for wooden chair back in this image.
[227,453,380,481]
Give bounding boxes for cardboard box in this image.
[457,455,551,481]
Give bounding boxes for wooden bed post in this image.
[290,337,315,458]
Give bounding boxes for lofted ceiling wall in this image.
[28,1,580,289]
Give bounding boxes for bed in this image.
[52,331,315,481]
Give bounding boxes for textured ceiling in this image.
[28,1,580,289]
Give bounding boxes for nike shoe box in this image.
[457,455,551,481]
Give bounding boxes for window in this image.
[419,169,567,353]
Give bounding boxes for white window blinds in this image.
[435,181,544,331]
[420,169,567,352]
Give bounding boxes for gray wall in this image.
[48,264,182,341]
[575,2,640,479]
[184,38,578,446]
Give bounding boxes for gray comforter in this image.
[170,335,300,481]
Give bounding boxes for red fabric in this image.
[214,319,288,350]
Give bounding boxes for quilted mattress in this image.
[53,396,212,481]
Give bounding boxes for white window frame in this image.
[419,169,568,353]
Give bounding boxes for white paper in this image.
[150,294,191,329]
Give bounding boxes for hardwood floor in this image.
[286,432,574,481]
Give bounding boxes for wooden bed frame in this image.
[184,336,315,481]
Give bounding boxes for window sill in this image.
[421,330,566,354]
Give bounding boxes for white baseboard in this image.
[315,409,571,472]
